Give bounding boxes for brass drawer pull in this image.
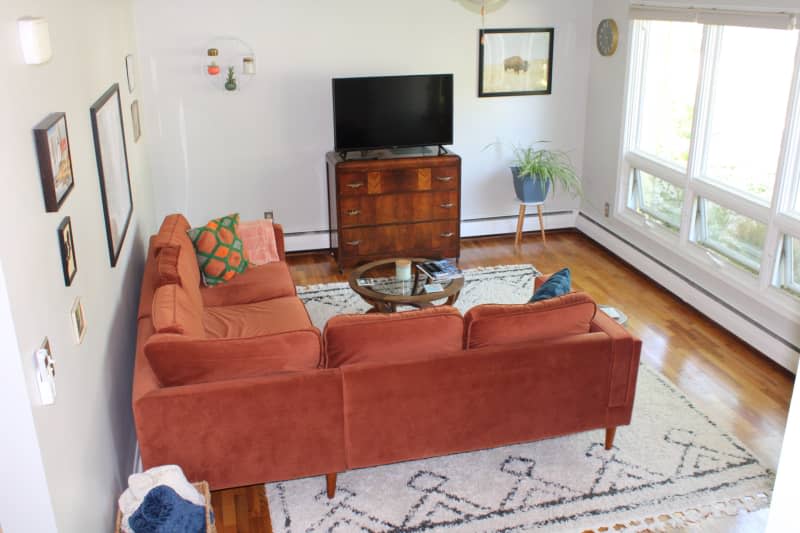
[346,240,361,246]
[436,176,453,182]
[346,209,361,216]
[440,232,454,238]
[346,182,365,189]
[440,202,454,209]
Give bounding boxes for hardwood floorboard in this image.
[211,231,794,532]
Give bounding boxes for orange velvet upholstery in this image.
[341,332,614,469]
[324,307,464,368]
[133,215,641,492]
[134,215,331,488]
[134,369,347,489]
[200,262,296,308]
[144,329,322,386]
[204,296,313,338]
[464,292,597,349]
[151,284,205,338]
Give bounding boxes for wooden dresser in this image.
[326,150,461,270]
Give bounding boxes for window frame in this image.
[619,17,800,296]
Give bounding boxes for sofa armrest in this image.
[145,329,322,386]
[134,368,346,489]
[590,312,641,412]
[274,223,286,260]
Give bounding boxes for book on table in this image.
[416,259,462,281]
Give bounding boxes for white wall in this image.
[133,0,592,249]
[0,260,58,533]
[580,0,800,370]
[0,0,155,530]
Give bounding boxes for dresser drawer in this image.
[431,166,459,191]
[340,220,460,257]
[339,191,459,228]
[337,172,369,196]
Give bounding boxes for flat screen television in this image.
[332,74,453,153]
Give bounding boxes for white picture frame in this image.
[125,54,136,93]
[70,297,86,344]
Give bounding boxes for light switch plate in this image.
[34,337,56,405]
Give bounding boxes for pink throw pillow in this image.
[238,219,280,265]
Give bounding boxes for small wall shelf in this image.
[204,37,255,93]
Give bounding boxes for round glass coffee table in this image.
[348,258,464,313]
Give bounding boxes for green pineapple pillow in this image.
[187,213,249,286]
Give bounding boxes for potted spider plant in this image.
[505,142,582,203]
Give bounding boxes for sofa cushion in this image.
[187,214,249,287]
[203,296,313,339]
[200,261,296,308]
[530,267,570,302]
[464,292,597,349]
[323,306,464,368]
[151,284,205,338]
[144,329,322,386]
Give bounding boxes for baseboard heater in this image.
[578,212,800,357]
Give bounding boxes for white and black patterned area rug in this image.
[296,264,538,330]
[271,264,774,532]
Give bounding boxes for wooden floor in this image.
[211,231,795,533]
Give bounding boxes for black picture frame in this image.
[58,217,77,286]
[33,112,75,212]
[90,84,133,267]
[478,28,555,97]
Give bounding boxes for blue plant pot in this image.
[511,167,550,203]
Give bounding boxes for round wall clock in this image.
[597,18,619,56]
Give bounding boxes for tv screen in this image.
[332,74,453,152]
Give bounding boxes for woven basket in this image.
[114,480,216,533]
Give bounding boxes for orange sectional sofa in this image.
[132,214,642,495]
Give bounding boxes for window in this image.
[628,170,683,231]
[700,26,797,201]
[624,16,800,284]
[633,21,702,170]
[776,235,800,296]
[694,199,767,272]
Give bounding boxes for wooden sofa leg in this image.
[605,427,617,450]
[326,473,337,499]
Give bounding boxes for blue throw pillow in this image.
[530,268,571,303]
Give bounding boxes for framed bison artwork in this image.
[478,28,554,97]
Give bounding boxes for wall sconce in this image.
[18,17,52,65]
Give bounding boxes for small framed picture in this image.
[70,298,87,344]
[125,54,136,93]
[34,112,75,212]
[58,217,77,286]
[131,100,142,142]
[478,28,555,97]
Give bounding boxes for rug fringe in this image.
[583,491,771,532]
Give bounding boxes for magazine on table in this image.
[416,259,462,281]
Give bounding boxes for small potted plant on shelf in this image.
[490,142,582,203]
[224,66,237,91]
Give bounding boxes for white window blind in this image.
[630,4,797,30]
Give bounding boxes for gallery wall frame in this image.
[478,28,555,97]
[33,112,75,212]
[57,216,77,286]
[90,84,133,267]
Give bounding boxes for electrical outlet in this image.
[264,211,274,220]
[604,202,610,217]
